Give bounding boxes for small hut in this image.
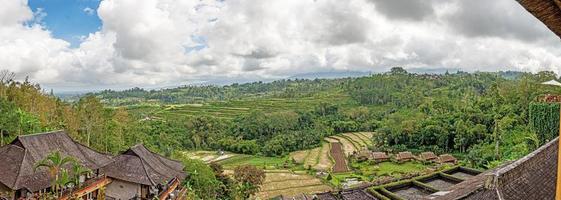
[372,152,389,163]
[356,150,372,162]
[438,154,458,164]
[396,151,414,163]
[419,152,437,162]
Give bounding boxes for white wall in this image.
[106,179,141,200]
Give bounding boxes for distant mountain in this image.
[407,67,462,74]
[288,70,371,80]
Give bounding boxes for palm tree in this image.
[34,151,77,196]
[71,162,92,188]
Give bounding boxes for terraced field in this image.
[255,171,333,199]
[182,151,237,163]
[314,143,334,171]
[329,136,359,156]
[330,142,349,173]
[129,92,351,119]
[303,147,321,169]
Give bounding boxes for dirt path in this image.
[330,142,348,173]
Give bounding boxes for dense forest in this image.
[2,68,560,172]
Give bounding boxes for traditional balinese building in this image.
[371,152,389,163]
[395,151,414,163]
[0,131,187,200]
[101,144,187,200]
[419,152,437,163]
[0,131,113,200]
[438,154,457,165]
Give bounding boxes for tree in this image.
[233,165,265,200]
[75,96,104,148]
[71,162,92,188]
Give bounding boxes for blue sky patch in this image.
[28,0,102,48]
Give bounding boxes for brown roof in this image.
[419,152,437,161]
[372,152,389,160]
[396,151,414,160]
[101,144,186,186]
[0,131,113,192]
[516,0,561,38]
[431,137,558,200]
[438,154,457,163]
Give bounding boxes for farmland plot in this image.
[290,150,309,164]
[342,133,369,148]
[256,172,333,199]
[330,142,349,173]
[330,136,358,156]
[304,147,321,168]
[352,132,373,145]
[313,143,333,171]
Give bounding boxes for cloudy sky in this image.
[1,0,560,92]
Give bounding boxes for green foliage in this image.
[232,165,265,200]
[529,102,560,144]
[174,153,223,200]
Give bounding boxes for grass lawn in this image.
[374,162,428,176]
[216,155,291,169]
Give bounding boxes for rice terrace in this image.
[2,0,561,199]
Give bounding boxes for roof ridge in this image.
[139,158,157,186]
[17,130,65,138]
[12,147,28,190]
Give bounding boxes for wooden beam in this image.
[176,188,188,200]
[557,106,561,200]
[158,178,180,200]
[59,176,112,200]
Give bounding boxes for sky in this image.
[0,0,560,92]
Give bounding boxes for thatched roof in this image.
[431,137,558,200]
[438,154,457,164]
[101,144,186,186]
[0,131,113,192]
[419,152,437,161]
[372,152,389,160]
[396,151,414,161]
[517,0,561,38]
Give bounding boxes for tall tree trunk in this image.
[494,121,500,161]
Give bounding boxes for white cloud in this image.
[83,7,95,16]
[0,0,560,91]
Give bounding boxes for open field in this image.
[182,151,237,163]
[343,133,371,147]
[216,155,289,169]
[290,150,309,164]
[303,147,321,169]
[127,91,352,119]
[329,136,358,156]
[354,132,374,144]
[255,172,333,199]
[330,142,348,173]
[313,143,333,171]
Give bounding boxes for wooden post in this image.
[557,106,561,200]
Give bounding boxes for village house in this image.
[0,131,187,200]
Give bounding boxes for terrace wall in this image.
[106,179,141,200]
